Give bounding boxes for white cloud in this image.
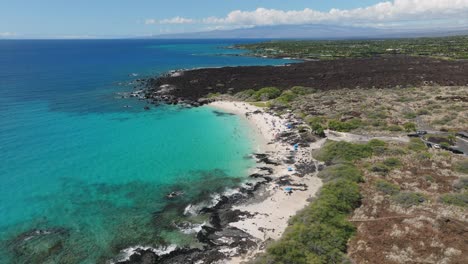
[148,0,468,28]
[205,0,468,26]
[145,16,194,25]
[145,19,157,25]
[160,16,194,24]
[0,32,16,38]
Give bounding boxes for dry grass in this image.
[347,142,468,264]
[291,86,468,134]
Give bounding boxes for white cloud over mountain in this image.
[146,0,468,28]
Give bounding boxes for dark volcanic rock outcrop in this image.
[144,56,468,104]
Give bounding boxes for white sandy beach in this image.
[209,101,324,263]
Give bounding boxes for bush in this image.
[264,179,361,264]
[454,160,468,174]
[392,192,426,207]
[417,109,430,115]
[275,90,297,104]
[234,89,255,100]
[370,163,390,174]
[315,141,373,163]
[408,138,427,152]
[403,122,417,132]
[440,193,468,207]
[291,86,315,95]
[387,125,403,131]
[306,116,327,137]
[253,87,281,101]
[383,157,402,168]
[403,111,417,119]
[318,163,363,183]
[328,119,362,132]
[453,177,468,191]
[375,180,400,195]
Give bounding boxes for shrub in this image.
[454,160,468,174]
[403,122,417,132]
[387,125,403,131]
[415,151,432,160]
[392,192,426,207]
[328,119,362,132]
[306,116,327,137]
[408,138,427,152]
[453,177,468,191]
[275,90,297,104]
[253,87,281,101]
[291,86,315,95]
[440,193,468,207]
[318,163,363,183]
[375,180,400,195]
[315,141,373,163]
[403,111,417,119]
[264,180,361,264]
[234,89,255,100]
[383,157,402,168]
[417,109,430,115]
[370,163,390,174]
[206,92,220,98]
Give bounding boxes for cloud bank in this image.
[0,32,16,38]
[146,0,468,28]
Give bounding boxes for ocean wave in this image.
[114,244,177,263]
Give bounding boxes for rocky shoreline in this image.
[116,102,324,264]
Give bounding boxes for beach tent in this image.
[287,167,293,172]
[294,143,299,151]
[284,187,293,191]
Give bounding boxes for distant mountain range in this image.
[149,24,468,39]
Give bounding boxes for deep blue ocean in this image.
[0,39,287,263]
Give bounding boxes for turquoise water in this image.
[0,40,288,263]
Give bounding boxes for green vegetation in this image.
[392,192,427,207]
[383,157,402,168]
[387,125,403,132]
[453,177,468,191]
[403,122,417,132]
[375,179,401,195]
[253,87,281,101]
[255,160,363,264]
[328,119,362,132]
[237,35,468,60]
[315,139,386,163]
[454,160,468,174]
[440,193,468,207]
[370,163,390,174]
[408,138,427,152]
[306,116,327,137]
[234,89,256,100]
[318,163,363,183]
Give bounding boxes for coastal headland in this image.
[142,56,468,106]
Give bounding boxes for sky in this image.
[1,0,468,38]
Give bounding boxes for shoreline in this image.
[208,101,324,263]
[115,100,324,264]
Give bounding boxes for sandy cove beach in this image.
[209,101,324,263]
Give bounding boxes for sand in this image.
[209,101,324,263]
